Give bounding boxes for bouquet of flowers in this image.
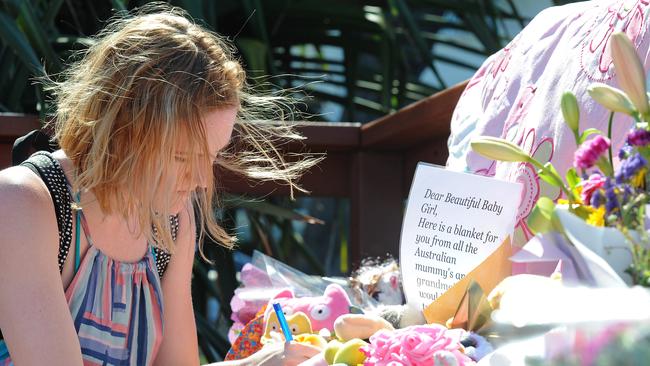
[471,32,650,286]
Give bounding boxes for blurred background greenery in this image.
[0,0,576,361]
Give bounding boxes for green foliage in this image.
[527,196,555,235]
[1,0,554,121]
[579,128,603,145]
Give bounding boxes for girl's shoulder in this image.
[0,165,59,244]
[0,165,53,210]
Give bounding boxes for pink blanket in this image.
[447,0,650,246]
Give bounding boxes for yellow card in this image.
[424,237,511,325]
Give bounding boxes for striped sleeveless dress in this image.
[0,157,165,365]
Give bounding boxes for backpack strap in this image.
[20,152,73,273]
[12,130,57,166]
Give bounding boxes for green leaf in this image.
[565,168,579,190]
[174,0,206,22]
[571,205,595,221]
[544,162,562,182]
[388,0,443,88]
[527,197,555,235]
[111,0,127,12]
[44,0,65,28]
[538,169,561,188]
[0,12,42,72]
[15,1,62,72]
[578,128,603,145]
[7,62,28,108]
[538,162,564,188]
[235,37,269,80]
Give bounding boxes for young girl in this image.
[0,5,319,366]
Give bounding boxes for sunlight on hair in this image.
[42,3,322,258]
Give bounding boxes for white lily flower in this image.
[588,83,637,116]
[610,32,649,118]
[470,136,531,163]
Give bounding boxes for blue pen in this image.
[272,302,293,342]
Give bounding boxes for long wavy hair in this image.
[47,4,319,255]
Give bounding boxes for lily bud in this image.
[610,32,649,116]
[470,136,531,163]
[587,83,637,116]
[561,91,580,135]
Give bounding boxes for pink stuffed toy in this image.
[264,284,352,333]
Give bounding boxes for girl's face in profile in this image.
[170,106,237,212]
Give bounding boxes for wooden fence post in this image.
[349,151,403,266]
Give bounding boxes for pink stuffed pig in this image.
[264,284,352,333]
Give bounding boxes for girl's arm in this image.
[154,199,200,366]
[152,200,321,366]
[0,167,83,365]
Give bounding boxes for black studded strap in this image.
[20,151,176,278]
[152,216,177,277]
[21,152,74,273]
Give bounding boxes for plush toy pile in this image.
[227,253,509,365]
[226,274,494,366]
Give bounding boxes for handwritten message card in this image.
[399,163,522,309]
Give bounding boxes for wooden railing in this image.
[0,80,468,268]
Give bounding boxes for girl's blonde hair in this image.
[48,4,318,254]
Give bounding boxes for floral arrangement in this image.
[471,32,650,286]
[359,324,474,366]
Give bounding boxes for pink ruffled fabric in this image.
[360,324,474,366]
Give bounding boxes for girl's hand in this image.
[250,342,322,366]
[293,353,328,366]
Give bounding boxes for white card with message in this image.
[400,162,522,309]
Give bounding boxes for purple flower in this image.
[618,144,633,160]
[605,194,618,214]
[615,170,624,184]
[618,153,647,181]
[574,135,611,169]
[604,179,619,215]
[590,190,603,207]
[622,184,633,204]
[626,128,650,146]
